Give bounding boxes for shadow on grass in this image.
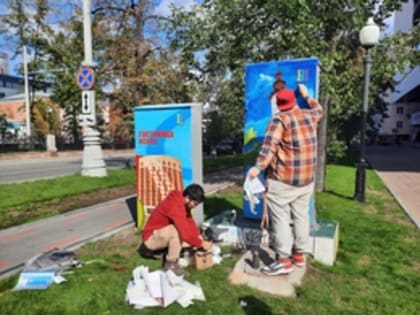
[323,189,353,201]
[238,295,274,315]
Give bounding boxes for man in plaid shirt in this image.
[247,84,323,275]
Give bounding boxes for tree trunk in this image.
[316,95,329,192]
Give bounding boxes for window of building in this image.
[396,121,403,129]
[396,106,404,114]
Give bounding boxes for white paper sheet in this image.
[132,265,148,285]
[243,176,265,194]
[160,273,185,307]
[143,270,163,298]
[243,176,265,213]
[53,274,67,284]
[126,277,161,308]
[126,266,206,309]
[166,269,184,286]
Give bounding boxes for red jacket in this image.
[141,190,203,248]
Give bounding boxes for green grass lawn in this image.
[0,163,419,314]
[0,155,243,229]
[0,169,136,210]
[0,168,137,229]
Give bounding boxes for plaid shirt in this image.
[256,99,323,186]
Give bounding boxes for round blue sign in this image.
[76,66,95,90]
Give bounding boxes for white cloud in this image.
[154,0,197,17]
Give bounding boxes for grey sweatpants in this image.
[266,179,313,258]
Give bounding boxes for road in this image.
[0,153,135,185]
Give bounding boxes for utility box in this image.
[308,220,339,266]
[243,58,320,225]
[134,103,203,228]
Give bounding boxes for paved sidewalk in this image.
[366,144,420,228]
[0,167,243,279]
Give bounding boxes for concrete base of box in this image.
[308,220,339,266]
[229,248,306,297]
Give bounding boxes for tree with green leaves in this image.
[32,97,59,136]
[167,0,419,191]
[1,0,72,144]
[90,0,199,144]
[45,11,86,145]
[1,0,199,146]
[2,0,54,97]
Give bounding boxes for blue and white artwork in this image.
[134,104,194,185]
[243,58,319,220]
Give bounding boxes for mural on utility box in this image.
[134,103,203,228]
[243,58,320,221]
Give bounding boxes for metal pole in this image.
[23,45,31,137]
[82,0,93,66]
[354,48,372,202]
[81,0,107,177]
[47,107,51,134]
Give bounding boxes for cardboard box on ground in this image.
[190,251,213,270]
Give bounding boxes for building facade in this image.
[0,51,10,75]
[377,0,420,143]
[0,73,54,136]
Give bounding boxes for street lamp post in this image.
[23,46,31,138]
[80,0,107,177]
[354,17,380,202]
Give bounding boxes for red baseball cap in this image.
[276,88,296,111]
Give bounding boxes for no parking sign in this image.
[76,66,95,90]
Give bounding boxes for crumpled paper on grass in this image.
[126,266,206,309]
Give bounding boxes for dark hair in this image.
[183,184,205,203]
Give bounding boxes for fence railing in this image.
[0,135,134,153]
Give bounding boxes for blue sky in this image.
[0,0,198,76]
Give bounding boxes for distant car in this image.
[215,139,241,155]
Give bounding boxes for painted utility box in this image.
[134,103,203,228]
[243,58,320,228]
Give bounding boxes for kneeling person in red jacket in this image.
[138,184,212,276]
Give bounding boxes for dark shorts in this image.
[137,242,167,260]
